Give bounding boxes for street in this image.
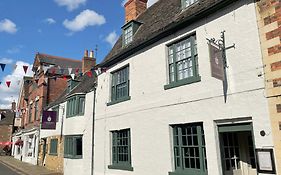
[0,161,21,175]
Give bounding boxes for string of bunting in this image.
[0,62,108,88]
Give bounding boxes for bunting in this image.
[70,74,75,80]
[23,65,28,74]
[6,81,11,88]
[0,63,6,72]
[87,71,93,77]
[43,66,49,74]
[68,68,73,74]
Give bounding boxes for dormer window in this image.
[67,80,79,93]
[182,0,198,9]
[122,20,142,46]
[124,25,133,45]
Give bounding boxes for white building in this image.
[62,73,96,175]
[94,0,278,175]
[12,128,39,165]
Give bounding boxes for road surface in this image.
[0,161,21,175]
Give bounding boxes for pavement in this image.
[0,156,63,175]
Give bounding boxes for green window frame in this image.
[108,66,130,106]
[108,129,133,171]
[66,95,85,118]
[64,135,83,159]
[182,0,199,9]
[165,34,200,90]
[169,123,207,175]
[49,139,58,155]
[124,25,133,45]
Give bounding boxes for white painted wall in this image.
[94,1,274,175]
[40,103,65,139]
[63,92,94,175]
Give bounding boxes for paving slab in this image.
[0,156,63,175]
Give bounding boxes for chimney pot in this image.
[90,50,94,58]
[84,50,89,57]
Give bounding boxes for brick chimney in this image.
[82,50,96,74]
[11,101,16,111]
[125,0,148,23]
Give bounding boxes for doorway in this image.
[220,131,256,175]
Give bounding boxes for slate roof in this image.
[33,53,82,75]
[0,110,14,125]
[101,0,235,66]
[46,70,97,109]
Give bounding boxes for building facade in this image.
[255,0,281,172]
[94,1,278,175]
[12,53,82,166]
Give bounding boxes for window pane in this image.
[111,129,131,165]
[111,67,129,101]
[75,137,82,156]
[172,123,207,172]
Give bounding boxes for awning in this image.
[0,142,13,145]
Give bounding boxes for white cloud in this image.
[0,19,18,34]
[0,61,33,109]
[63,9,106,32]
[0,58,13,64]
[44,18,56,24]
[105,31,118,47]
[54,0,86,11]
[121,0,158,7]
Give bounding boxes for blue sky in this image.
[0,0,158,108]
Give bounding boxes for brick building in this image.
[255,0,281,172]
[12,52,82,166]
[37,50,96,174]
[0,103,16,155]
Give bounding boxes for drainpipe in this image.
[91,85,97,175]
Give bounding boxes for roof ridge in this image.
[37,53,81,63]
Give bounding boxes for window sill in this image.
[49,153,58,156]
[64,155,82,159]
[66,114,84,118]
[107,96,131,106]
[108,164,133,171]
[164,76,201,90]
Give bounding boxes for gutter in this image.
[91,85,97,175]
[100,0,238,68]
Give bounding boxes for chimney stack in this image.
[11,101,16,111]
[82,50,96,74]
[125,0,148,23]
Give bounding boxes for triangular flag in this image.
[0,81,2,85]
[44,78,48,84]
[101,68,107,73]
[75,68,79,74]
[68,68,73,74]
[23,65,28,74]
[0,64,6,72]
[6,81,11,88]
[63,75,67,80]
[70,74,75,80]
[43,66,49,74]
[60,68,64,75]
[51,68,56,75]
[87,71,93,77]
